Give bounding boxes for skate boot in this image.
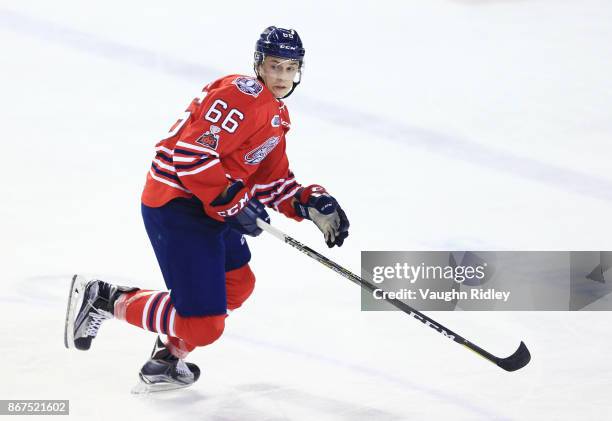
[132,336,201,394]
[64,274,137,350]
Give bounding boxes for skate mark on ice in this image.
[139,382,404,420]
[233,383,405,420]
[226,333,512,420]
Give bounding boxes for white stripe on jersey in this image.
[173,156,197,163]
[259,178,296,203]
[153,158,176,172]
[273,186,301,210]
[149,169,192,193]
[250,178,288,195]
[176,159,220,176]
[175,141,220,157]
[156,294,170,334]
[155,146,173,155]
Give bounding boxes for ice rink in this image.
[1,0,612,419]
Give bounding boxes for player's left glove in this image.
[225,198,269,237]
[294,185,350,248]
[209,181,270,236]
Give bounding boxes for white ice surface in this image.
[1,1,612,420]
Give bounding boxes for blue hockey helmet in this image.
[254,26,305,99]
[254,26,305,65]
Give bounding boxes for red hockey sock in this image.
[165,336,195,359]
[114,290,226,351]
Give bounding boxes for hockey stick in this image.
[257,219,531,372]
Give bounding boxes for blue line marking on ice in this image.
[2,8,611,205]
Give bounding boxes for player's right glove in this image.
[294,185,350,248]
[209,181,270,236]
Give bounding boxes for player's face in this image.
[258,56,300,99]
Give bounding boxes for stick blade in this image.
[497,341,531,372]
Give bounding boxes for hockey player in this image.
[64,26,350,392]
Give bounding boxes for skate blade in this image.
[130,377,194,395]
[64,274,88,349]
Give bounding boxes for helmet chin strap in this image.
[279,70,301,99]
[254,60,302,99]
[280,80,300,99]
[255,74,301,100]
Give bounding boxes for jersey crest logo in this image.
[233,77,263,97]
[271,115,281,127]
[195,125,221,150]
[244,136,280,165]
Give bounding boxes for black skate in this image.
[64,274,136,350]
[131,337,201,394]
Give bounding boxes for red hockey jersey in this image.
[141,74,303,221]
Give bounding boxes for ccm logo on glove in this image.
[216,191,250,217]
[209,181,270,236]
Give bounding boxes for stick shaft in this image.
[256,219,531,371]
